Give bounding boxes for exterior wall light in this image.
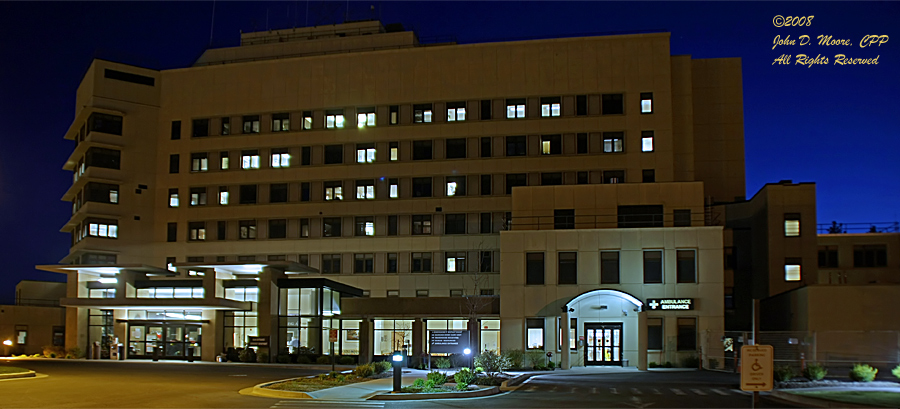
[2,340,11,346]
[98,277,118,284]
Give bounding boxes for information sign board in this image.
[740,344,774,391]
[429,330,470,354]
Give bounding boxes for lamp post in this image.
[391,351,404,392]
[463,347,472,369]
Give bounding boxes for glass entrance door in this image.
[585,323,623,366]
[126,323,200,359]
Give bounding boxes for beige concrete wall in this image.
[817,233,900,285]
[0,305,66,356]
[15,281,66,304]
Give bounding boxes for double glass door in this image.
[128,323,201,359]
[585,323,623,366]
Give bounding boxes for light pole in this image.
[463,348,472,369]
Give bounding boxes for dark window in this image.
[269,219,287,239]
[542,172,563,186]
[104,69,155,86]
[84,147,121,170]
[171,121,181,140]
[217,221,226,240]
[354,254,374,273]
[818,246,838,268]
[642,169,655,183]
[506,136,526,156]
[480,251,493,272]
[481,137,492,158]
[192,119,209,137]
[301,147,311,165]
[239,220,257,239]
[647,318,663,350]
[413,104,433,123]
[355,216,374,236]
[577,171,589,185]
[603,170,625,184]
[270,183,288,203]
[221,117,230,135]
[388,215,398,236]
[239,185,257,204]
[412,177,432,198]
[446,176,466,197]
[644,251,663,283]
[300,218,309,238]
[187,221,206,241]
[322,254,341,274]
[677,250,696,283]
[412,215,432,235]
[601,252,620,284]
[674,209,692,227]
[481,175,492,195]
[84,182,119,204]
[558,252,577,285]
[387,253,398,273]
[725,287,735,310]
[166,222,177,242]
[724,247,736,270]
[677,318,696,351]
[541,135,561,155]
[412,252,432,273]
[323,217,342,237]
[577,133,588,154]
[413,140,433,160]
[169,154,179,174]
[88,113,123,135]
[554,209,575,229]
[300,182,310,202]
[618,205,664,228]
[480,213,492,234]
[576,95,587,116]
[526,253,545,285]
[446,138,467,159]
[389,105,399,125]
[242,115,260,133]
[480,99,492,120]
[854,245,887,267]
[602,93,624,115]
[445,214,466,234]
[506,173,527,194]
[640,92,654,114]
[324,145,343,164]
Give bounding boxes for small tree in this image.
[474,350,510,378]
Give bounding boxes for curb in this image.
[500,373,533,391]
[242,377,316,399]
[0,371,36,380]
[370,386,499,400]
[771,390,878,408]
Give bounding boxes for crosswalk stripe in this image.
[610,387,619,394]
[591,387,598,394]
[631,388,642,395]
[711,388,730,395]
[671,388,685,395]
[651,388,661,395]
[690,389,707,396]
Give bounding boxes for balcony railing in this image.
[507,212,708,231]
[817,221,900,234]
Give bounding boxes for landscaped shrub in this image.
[681,355,700,368]
[547,361,556,370]
[65,354,73,359]
[474,350,510,376]
[339,356,356,365]
[296,355,312,364]
[43,345,65,358]
[373,361,392,374]
[353,363,375,377]
[648,362,659,368]
[426,371,447,385]
[849,364,878,382]
[316,355,332,364]
[66,346,83,359]
[276,354,291,364]
[803,363,828,381]
[258,352,269,363]
[663,362,673,368]
[525,350,546,369]
[453,367,476,390]
[239,348,257,363]
[434,357,452,369]
[892,364,900,379]
[774,365,795,382]
[502,349,524,369]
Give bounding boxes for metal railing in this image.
[507,213,708,231]
[818,221,900,234]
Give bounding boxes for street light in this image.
[392,351,404,393]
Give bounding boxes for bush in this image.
[434,357,452,369]
[426,371,447,385]
[648,362,659,368]
[803,363,828,381]
[373,361,392,374]
[502,349,525,369]
[774,365,795,382]
[892,364,900,380]
[239,348,257,363]
[65,354,73,359]
[258,352,269,363]
[43,345,65,358]
[339,356,356,365]
[849,364,878,382]
[226,348,240,362]
[474,350,510,377]
[663,362,673,368]
[276,354,291,364]
[525,350,546,369]
[66,346,83,359]
[296,355,311,364]
[547,361,556,370]
[453,367,476,390]
[317,355,332,364]
[681,355,700,368]
[353,363,375,377]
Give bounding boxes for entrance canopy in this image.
[566,289,643,313]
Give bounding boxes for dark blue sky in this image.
[0,1,897,304]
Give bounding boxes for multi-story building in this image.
[39,20,828,368]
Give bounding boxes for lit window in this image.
[356,180,375,200]
[542,140,551,154]
[414,104,433,123]
[218,187,228,205]
[220,152,229,170]
[242,115,260,133]
[241,151,260,169]
[86,219,117,238]
[446,252,466,272]
[541,97,561,117]
[326,111,345,129]
[640,92,653,114]
[540,135,560,155]
[642,131,654,152]
[355,217,375,237]
[447,102,466,121]
[507,98,525,119]
[189,222,206,241]
[190,189,207,206]
[272,113,290,131]
[526,318,544,349]
[324,182,343,201]
[302,111,312,130]
[389,179,398,199]
[785,214,801,237]
[169,189,179,207]
[191,154,208,172]
[357,145,376,163]
[389,106,399,125]
[271,149,290,168]
[390,142,399,161]
[109,190,118,204]
[785,261,801,281]
[603,132,624,153]
[357,112,376,128]
[447,181,457,196]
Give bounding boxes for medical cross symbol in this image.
[649,300,659,309]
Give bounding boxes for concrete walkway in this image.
[309,369,432,400]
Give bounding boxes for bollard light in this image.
[392,353,403,363]
[2,340,11,346]
[392,350,403,393]
[463,348,471,355]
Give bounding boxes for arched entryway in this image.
[564,289,643,367]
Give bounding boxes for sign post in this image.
[428,330,470,354]
[329,329,338,372]
[740,344,773,408]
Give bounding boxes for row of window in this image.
[526,316,697,352]
[525,250,699,285]
[817,244,889,268]
[172,94,655,139]
[72,182,119,214]
[73,147,121,182]
[170,133,655,173]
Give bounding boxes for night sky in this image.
[0,1,897,304]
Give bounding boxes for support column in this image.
[637,310,648,370]
[358,318,373,364]
[257,267,282,363]
[561,308,570,369]
[412,318,424,362]
[468,317,479,354]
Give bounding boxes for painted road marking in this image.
[631,388,642,395]
[651,388,661,395]
[592,387,598,394]
[671,388,685,395]
[610,387,619,394]
[691,389,707,395]
[711,388,731,395]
